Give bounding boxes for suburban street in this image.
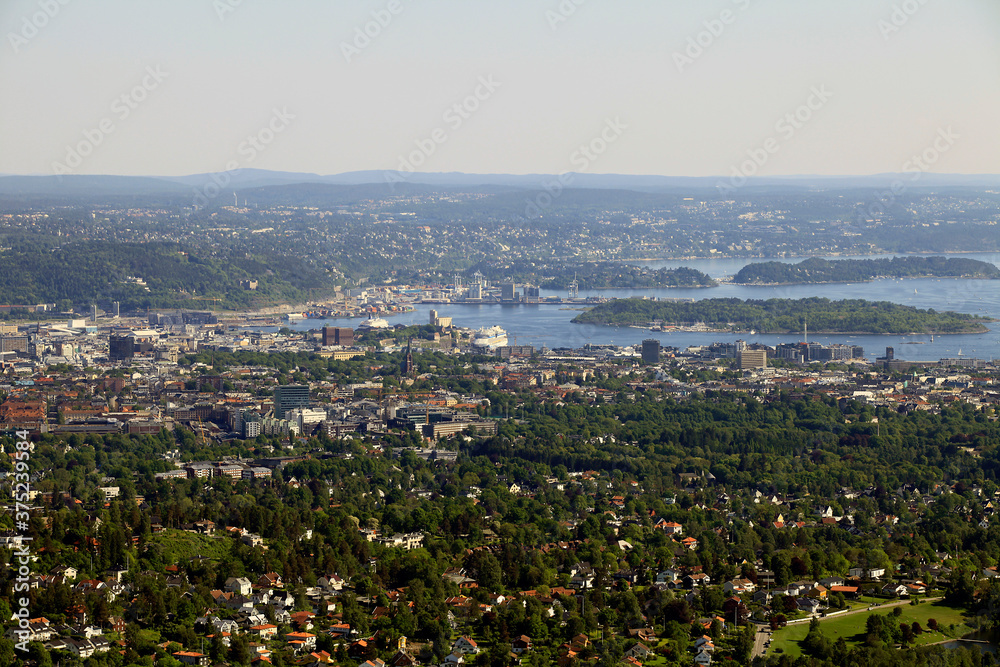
[752,625,771,659]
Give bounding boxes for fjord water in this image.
[293,252,1000,362]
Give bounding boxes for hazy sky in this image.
[2,0,998,177]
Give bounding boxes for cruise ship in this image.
[472,326,508,349]
[357,315,390,330]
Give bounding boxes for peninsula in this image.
[732,256,1000,285]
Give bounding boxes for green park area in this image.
[770,600,973,657]
[147,528,230,563]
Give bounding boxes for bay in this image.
[288,252,1000,363]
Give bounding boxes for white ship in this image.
[357,315,390,330]
[472,325,508,349]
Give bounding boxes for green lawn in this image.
[770,601,972,657]
[147,528,229,562]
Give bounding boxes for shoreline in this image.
[549,283,716,290]
[580,323,993,335]
[626,250,1000,263]
[728,276,997,287]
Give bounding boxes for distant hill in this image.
[0,241,330,312]
[0,175,187,196]
[3,170,1000,198]
[733,256,1000,285]
[160,168,328,190]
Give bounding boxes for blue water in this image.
[940,640,997,654]
[288,252,1000,361]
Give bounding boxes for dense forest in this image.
[0,241,332,311]
[4,376,1000,667]
[733,257,1000,285]
[572,297,992,334]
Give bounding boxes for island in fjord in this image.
[572,296,993,334]
[732,255,1000,285]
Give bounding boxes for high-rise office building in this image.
[641,339,660,364]
[322,327,354,346]
[737,349,767,369]
[273,384,310,419]
[109,335,134,361]
[0,335,29,354]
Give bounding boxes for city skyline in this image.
[2,0,999,178]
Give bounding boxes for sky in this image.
[1,0,999,178]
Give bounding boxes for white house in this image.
[318,574,345,592]
[625,643,651,660]
[212,617,239,635]
[662,521,683,534]
[723,578,755,594]
[694,636,715,652]
[225,577,252,596]
[453,636,479,654]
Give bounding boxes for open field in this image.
[147,529,230,562]
[769,600,972,657]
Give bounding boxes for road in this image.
[752,625,771,660]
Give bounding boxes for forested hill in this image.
[466,260,716,290]
[540,264,715,290]
[0,241,331,311]
[572,297,992,334]
[733,256,1000,285]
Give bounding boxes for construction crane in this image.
[568,272,579,298]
